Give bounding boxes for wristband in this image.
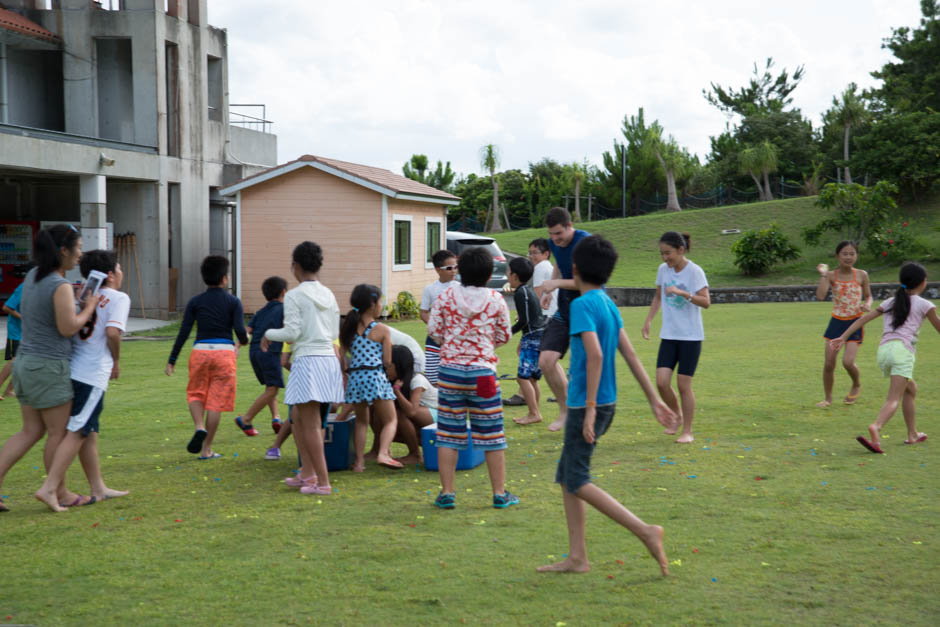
[586,400,596,407]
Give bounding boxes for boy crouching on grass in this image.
[537,235,676,575]
[34,250,130,512]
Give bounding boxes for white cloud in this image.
[210,0,925,177]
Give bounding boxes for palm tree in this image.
[830,83,869,184]
[738,140,779,201]
[479,144,502,232]
[569,162,585,221]
[645,123,685,211]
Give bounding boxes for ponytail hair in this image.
[889,262,927,330]
[660,231,691,252]
[340,283,382,352]
[390,345,415,398]
[34,224,81,282]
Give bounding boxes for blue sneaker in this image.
[493,492,520,508]
[434,492,456,509]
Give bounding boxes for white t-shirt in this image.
[532,259,558,318]
[70,287,131,390]
[420,280,454,312]
[388,326,425,373]
[410,372,438,409]
[655,260,708,341]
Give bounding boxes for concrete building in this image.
[0,0,277,317]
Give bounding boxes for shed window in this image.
[425,218,442,267]
[393,215,412,271]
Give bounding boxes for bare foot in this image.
[675,433,694,443]
[35,488,67,513]
[640,524,669,576]
[351,459,366,472]
[515,414,543,425]
[92,487,129,501]
[377,454,404,469]
[536,558,590,573]
[868,424,881,449]
[395,454,422,465]
[548,412,567,432]
[815,400,832,408]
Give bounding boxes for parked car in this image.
[445,231,508,290]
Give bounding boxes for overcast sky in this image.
[212,0,923,179]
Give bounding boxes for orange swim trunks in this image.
[186,347,237,412]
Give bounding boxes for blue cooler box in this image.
[421,423,485,471]
[323,415,355,471]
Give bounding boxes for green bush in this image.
[386,290,420,320]
[731,223,801,275]
[866,218,921,263]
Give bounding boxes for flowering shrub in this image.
[866,219,918,263]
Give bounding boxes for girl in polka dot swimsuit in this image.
[340,284,403,471]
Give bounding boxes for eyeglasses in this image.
[439,264,458,271]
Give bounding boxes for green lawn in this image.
[489,196,940,288]
[2,304,938,625]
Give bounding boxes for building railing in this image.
[229,104,272,133]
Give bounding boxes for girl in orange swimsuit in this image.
[815,241,872,407]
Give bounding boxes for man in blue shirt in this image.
[537,234,676,577]
[537,207,590,432]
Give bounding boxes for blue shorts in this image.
[555,404,616,493]
[250,349,284,388]
[435,364,506,451]
[656,339,702,377]
[66,380,104,436]
[517,330,543,380]
[823,316,863,343]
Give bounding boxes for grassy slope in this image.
[2,306,939,625]
[489,196,940,288]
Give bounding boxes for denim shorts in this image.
[555,404,616,493]
[13,354,73,409]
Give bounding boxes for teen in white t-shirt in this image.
[641,232,710,445]
[34,251,131,511]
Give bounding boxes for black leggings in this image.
[656,339,702,377]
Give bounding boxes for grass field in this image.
[488,196,940,288]
[2,303,939,625]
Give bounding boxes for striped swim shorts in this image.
[435,363,506,451]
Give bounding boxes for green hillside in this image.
[488,196,940,288]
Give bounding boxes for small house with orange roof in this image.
[219,154,460,313]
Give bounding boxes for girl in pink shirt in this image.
[830,263,940,453]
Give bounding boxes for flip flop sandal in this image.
[197,452,223,460]
[844,391,861,405]
[904,434,928,445]
[235,416,259,436]
[378,459,404,469]
[0,497,9,512]
[856,436,884,454]
[62,494,96,508]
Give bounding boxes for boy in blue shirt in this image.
[234,276,288,437]
[537,235,676,577]
[0,276,27,399]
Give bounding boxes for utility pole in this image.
[621,143,626,218]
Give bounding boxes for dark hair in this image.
[292,241,323,274]
[529,238,550,255]
[545,207,572,228]
[835,240,858,255]
[659,231,691,252]
[33,224,81,282]
[888,262,927,330]
[79,249,117,279]
[431,249,457,268]
[390,345,415,398]
[508,256,534,284]
[573,235,618,285]
[340,283,382,352]
[458,247,492,287]
[261,276,288,301]
[200,255,229,286]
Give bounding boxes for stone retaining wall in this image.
[606,283,940,307]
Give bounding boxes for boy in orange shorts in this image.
[166,256,249,459]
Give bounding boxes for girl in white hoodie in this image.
[262,242,344,496]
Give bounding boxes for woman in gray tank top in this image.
[0,225,98,512]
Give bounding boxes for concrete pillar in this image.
[80,174,108,251]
